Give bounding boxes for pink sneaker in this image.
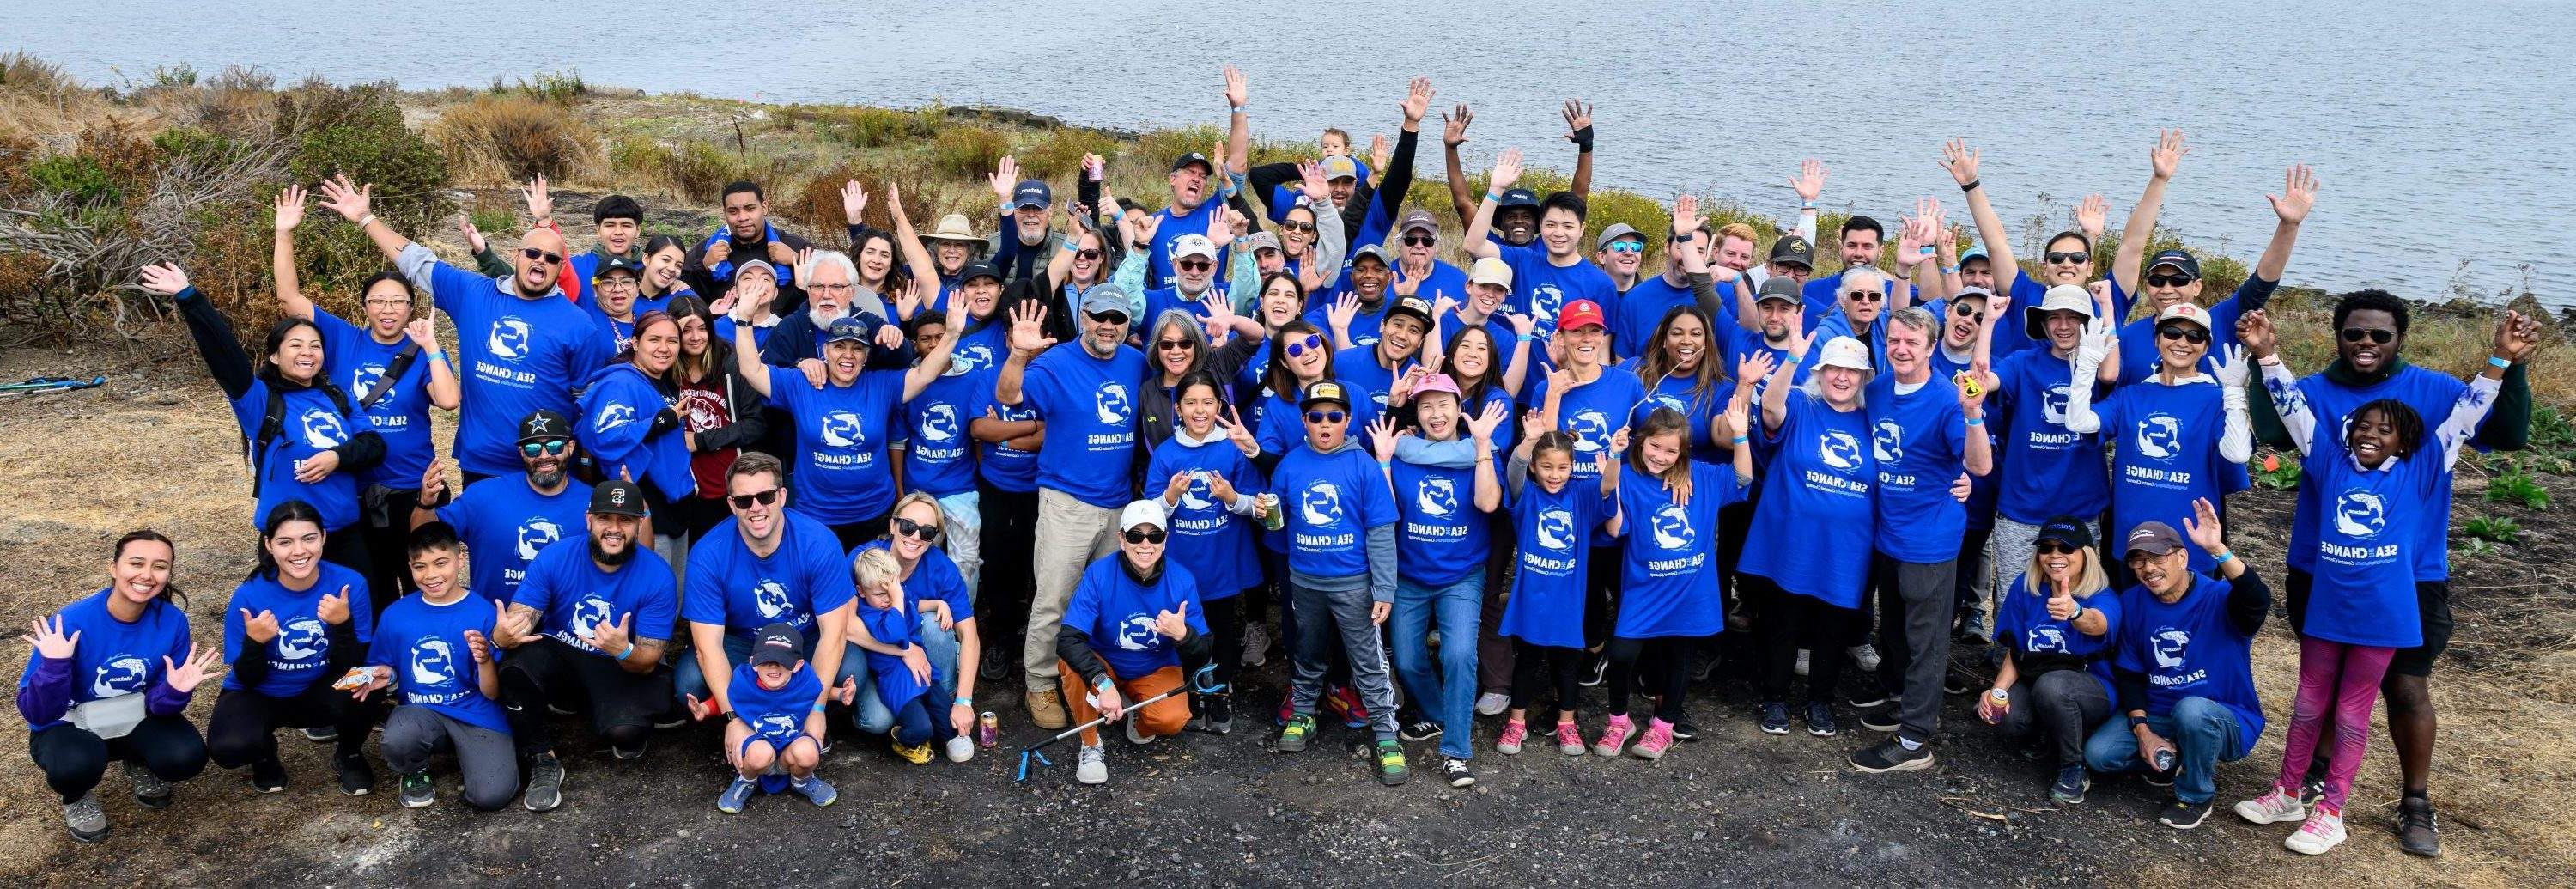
[1592,715,1634,756]
[1496,720,1528,755]
[1632,718,1675,759]
[1553,721,1585,756]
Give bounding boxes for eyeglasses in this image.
[361,297,412,308]
[1283,334,1324,357]
[1085,310,1129,326]
[1304,410,1346,424]
[1604,241,1643,255]
[595,277,638,290]
[2043,251,2089,265]
[1177,259,1214,272]
[2145,273,2197,288]
[2340,327,2397,344]
[2158,325,2209,344]
[1845,290,1884,303]
[2035,541,2077,555]
[891,516,939,541]
[727,487,782,510]
[807,283,854,295]
[1075,249,1103,260]
[1122,527,1168,545]
[1156,338,1194,351]
[1279,221,1317,234]
[1403,234,1438,247]
[521,247,564,265]
[519,439,570,458]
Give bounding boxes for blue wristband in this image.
[2488,356,2512,369]
[427,350,448,363]
[811,703,827,714]
[2212,551,2234,565]
[616,642,635,661]
[1965,417,1984,427]
[1730,435,1748,445]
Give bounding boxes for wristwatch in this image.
[1671,231,1695,244]
[2129,715,2152,730]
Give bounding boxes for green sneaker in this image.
[1376,740,1413,786]
[1275,714,1316,752]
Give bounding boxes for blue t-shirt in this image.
[854,600,933,713]
[1633,368,1731,469]
[580,295,670,363]
[310,310,434,488]
[1498,241,1616,341]
[421,258,612,477]
[1145,198,1227,289]
[2095,381,2237,571]
[901,366,983,497]
[1525,368,1650,483]
[1272,445,1397,580]
[684,510,857,642]
[1992,573,2123,699]
[726,661,822,753]
[1145,436,1267,598]
[1739,395,1875,608]
[851,540,974,621]
[222,562,375,697]
[1807,311,1891,374]
[1615,463,1732,638]
[1613,276,1704,362]
[1990,347,2108,525]
[2116,575,2263,758]
[2281,365,2474,582]
[1501,474,1613,648]
[948,318,1011,378]
[1388,453,1497,588]
[18,589,191,730]
[2300,435,2443,648]
[1063,557,1209,680]
[1302,300,1386,349]
[367,591,508,734]
[765,365,902,524]
[435,478,592,605]
[223,379,365,533]
[1018,344,1149,508]
[966,368,1042,494]
[1140,286,1230,335]
[1722,328,1811,411]
[1866,374,1971,563]
[1333,346,1415,415]
[578,362,696,502]
[513,539,678,656]
[1995,274,2050,359]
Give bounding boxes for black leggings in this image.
[1509,640,1587,719]
[976,481,1039,656]
[497,637,671,757]
[1759,581,1860,706]
[208,683,374,769]
[1201,593,1248,691]
[29,715,207,803]
[1606,636,1695,722]
[357,488,421,615]
[1583,545,1620,649]
[319,525,375,613]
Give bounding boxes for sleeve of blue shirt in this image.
[633,558,679,642]
[762,365,807,414]
[1060,564,1102,635]
[682,545,727,627]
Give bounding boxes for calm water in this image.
[9,0,2573,303]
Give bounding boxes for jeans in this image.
[2084,695,2247,805]
[936,490,984,603]
[1872,555,1958,745]
[853,613,963,734]
[29,715,206,803]
[380,705,519,811]
[674,634,867,729]
[1025,489,1118,691]
[1285,580,1399,740]
[1390,573,1485,759]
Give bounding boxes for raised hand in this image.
[1671,193,1700,242]
[1559,100,1593,143]
[315,174,374,223]
[1401,77,1435,127]
[1791,158,1827,202]
[989,156,1020,202]
[2076,314,2115,369]
[163,642,222,693]
[1490,147,1525,192]
[1297,160,1331,203]
[2210,344,2251,389]
[2074,194,2108,242]
[520,174,554,222]
[1365,414,1400,456]
[240,608,281,644]
[2495,309,2543,362]
[1607,426,1631,455]
[2269,163,2319,225]
[137,262,191,297]
[1368,134,1392,174]
[1082,153,1106,181]
[586,611,635,656]
[840,179,870,225]
[1008,300,1058,355]
[495,605,535,649]
[2236,309,2276,359]
[316,585,353,625]
[2045,586,2080,621]
[1465,399,1509,443]
[1504,309,1534,339]
[1130,213,1163,251]
[1218,405,1260,455]
[1519,408,1548,442]
[1326,291,1360,335]
[404,318,437,350]
[2183,496,2226,552]
[1153,600,1190,641]
[1735,351,1778,389]
[1940,140,1980,187]
[457,213,489,253]
[22,615,77,660]
[1222,64,1249,110]
[2148,129,2190,181]
[1442,103,1473,148]
[894,281,922,321]
[274,184,307,232]
[1391,262,1424,297]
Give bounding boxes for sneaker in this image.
[2159,798,2211,830]
[1322,685,1369,729]
[125,761,172,809]
[2234,786,2307,825]
[2144,767,2176,789]
[1474,691,1510,716]
[714,776,757,813]
[1942,669,1977,696]
[1026,689,1069,730]
[2397,796,2442,857]
[1276,714,1316,752]
[1803,703,1838,738]
[891,739,933,764]
[945,736,975,763]
[62,792,106,843]
[1375,740,1413,786]
[1850,740,1935,774]
[2050,764,2091,804]
[791,775,839,807]
[1847,685,1891,709]
[1759,703,1791,735]
[1955,609,1990,642]
[1670,720,1700,742]
[1578,653,1608,687]
[301,726,339,743]
[1443,757,1476,787]
[1552,721,1585,756]
[249,757,288,794]
[1399,718,1443,743]
[1201,693,1234,735]
[1495,720,1528,755]
[522,754,565,812]
[398,770,435,808]
[2284,808,2348,855]
[1240,621,1271,667]
[1124,715,1153,746]
[1632,719,1675,759]
[1846,644,1882,673]
[980,645,1012,682]
[611,741,647,761]
[1794,649,1810,677]
[1592,715,1634,756]
[651,709,691,730]
[1075,744,1108,784]
[1858,705,1902,733]
[2297,775,2327,810]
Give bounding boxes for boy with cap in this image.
[415,410,594,606]
[2086,502,2268,830]
[582,255,656,359]
[1054,499,1218,784]
[1464,149,1617,343]
[716,622,854,813]
[848,549,967,764]
[1335,294,1434,412]
[355,521,518,811]
[1970,282,2121,636]
[1267,382,1409,785]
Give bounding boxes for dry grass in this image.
[431,94,596,185]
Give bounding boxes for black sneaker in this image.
[301,726,339,743]
[1759,703,1791,735]
[2144,767,2176,789]
[2397,796,2441,857]
[335,752,374,796]
[1671,720,1701,742]
[523,753,565,812]
[2159,798,2211,830]
[1858,705,1902,733]
[1849,740,1934,773]
[2050,764,2090,804]
[1846,684,1891,709]
[2297,775,2327,809]
[611,741,647,761]
[398,770,435,808]
[249,757,288,794]
[1398,718,1443,743]
[1942,671,1977,696]
[1803,702,1838,738]
[652,706,692,730]
[1577,654,1608,688]
[1204,693,1234,735]
[1443,757,1475,788]
[980,646,1012,682]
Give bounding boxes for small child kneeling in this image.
[717,622,852,813]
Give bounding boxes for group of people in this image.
[17,69,2546,861]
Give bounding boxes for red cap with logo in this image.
[1556,299,1607,332]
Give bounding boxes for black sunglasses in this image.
[2035,541,2078,555]
[1122,527,1168,545]
[2158,325,2209,344]
[727,487,782,510]
[519,439,570,458]
[1844,290,1884,302]
[1952,302,1984,320]
[1085,310,1130,326]
[1304,410,1347,424]
[892,516,939,541]
[1402,234,1437,247]
[1279,221,1317,234]
[1157,338,1195,351]
[1178,259,1215,272]
[2340,327,2397,344]
[2146,273,2197,288]
[2044,251,2089,265]
[521,247,565,265]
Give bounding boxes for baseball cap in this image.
[1556,298,1607,332]
[1467,256,1513,289]
[1814,336,1874,374]
[747,623,803,667]
[1384,295,1435,329]
[2147,249,2202,280]
[1118,498,1169,532]
[1299,381,1352,411]
[1012,180,1052,210]
[825,314,875,344]
[2154,302,2212,331]
[1078,284,1131,316]
[1170,152,1213,174]
[2037,515,2094,551]
[1171,234,1218,262]
[590,479,649,517]
[1949,285,1995,304]
[1412,372,1461,401]
[1959,242,1990,264]
[592,194,643,223]
[1349,244,1390,267]
[1244,231,1282,254]
[518,409,573,443]
[2023,284,2098,340]
[1497,188,1540,210]
[1769,235,1815,268]
[1396,209,1438,236]
[733,259,777,282]
[2123,521,2187,558]
[592,255,642,281]
[1594,223,1644,253]
[1755,277,1802,305]
[958,259,1003,284]
[1321,155,1360,181]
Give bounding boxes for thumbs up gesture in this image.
[2046,587,2080,621]
[317,585,354,625]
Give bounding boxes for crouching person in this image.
[2084,502,2270,830]
[355,523,518,811]
[1055,500,1217,785]
[717,622,854,813]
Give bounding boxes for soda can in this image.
[1258,492,1285,531]
[977,711,999,748]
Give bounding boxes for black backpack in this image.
[248,373,364,498]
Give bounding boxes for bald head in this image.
[514,228,568,296]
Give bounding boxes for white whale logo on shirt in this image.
[92,655,148,697]
[594,402,636,433]
[299,408,349,449]
[753,579,793,619]
[1416,477,1459,518]
[2151,627,2190,671]
[1650,502,1695,551]
[1299,482,1344,527]
[2334,490,2387,539]
[516,519,564,563]
[1567,410,1613,454]
[2041,382,2072,426]
[1819,429,1863,472]
[920,404,962,444]
[1535,508,1576,551]
[275,618,328,661]
[487,318,532,361]
[1873,417,1905,464]
[1096,382,1133,425]
[409,638,459,687]
[820,411,867,448]
[2136,413,2182,460]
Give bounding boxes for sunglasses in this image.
[1075,248,1103,260]
[891,516,939,541]
[727,487,782,510]
[1952,302,1984,320]
[1178,259,1214,272]
[1844,290,1884,303]
[2035,541,2078,555]
[521,247,565,265]
[1280,221,1317,234]
[1604,241,1644,255]
[1403,234,1438,247]
[2340,327,2397,344]
[519,439,570,458]
[2158,325,2209,344]
[1157,338,1194,351]
[2146,273,2197,288]
[1122,527,1168,545]
[1283,334,1324,357]
[1304,410,1347,424]
[1085,310,1130,326]
[2044,251,2089,265]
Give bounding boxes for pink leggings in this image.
[2275,636,2397,813]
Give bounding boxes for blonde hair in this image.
[1716,222,1757,249]
[2024,545,2111,600]
[853,547,901,594]
[889,492,945,539]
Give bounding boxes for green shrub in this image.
[929,125,1009,180]
[1133,125,1222,172]
[26,153,118,206]
[1583,186,1671,252]
[1021,127,1117,183]
[270,80,448,300]
[2487,468,2550,510]
[833,106,936,149]
[2464,514,2523,545]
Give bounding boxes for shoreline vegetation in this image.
[1,55,2562,405]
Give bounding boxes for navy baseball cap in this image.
[1012,180,1052,210]
[748,623,803,667]
[2147,249,2202,280]
[958,260,1003,284]
[1498,188,1540,210]
[518,409,573,443]
[2038,515,2094,551]
[1171,152,1214,174]
[825,314,873,344]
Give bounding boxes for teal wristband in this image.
[811,703,827,714]
[1801,201,1817,210]
[1485,191,1501,202]
[1378,460,1394,471]
[428,350,448,363]
[1730,435,1748,445]
[1941,265,1959,276]
[2488,356,2512,369]
[1965,417,1984,427]
[2212,551,2234,565]
[954,696,971,708]
[616,642,635,661]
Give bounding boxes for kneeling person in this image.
[355,523,517,811]
[1055,500,1215,785]
[716,623,854,813]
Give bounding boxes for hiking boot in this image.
[1474,691,1510,716]
[125,761,172,809]
[1759,703,1791,735]
[715,776,757,813]
[1026,689,1069,730]
[1552,720,1585,756]
[1495,720,1528,755]
[1592,715,1634,756]
[398,770,435,808]
[1375,740,1413,786]
[1240,622,1271,667]
[301,726,339,743]
[522,753,565,812]
[2285,808,2348,855]
[2050,764,2091,804]
[1075,744,1108,784]
[945,736,975,763]
[979,646,1011,682]
[1632,719,1676,759]
[2235,786,2307,825]
[63,792,106,843]
[1275,714,1317,752]
[1858,704,1902,733]
[249,757,288,794]
[2160,798,2211,830]
[1399,717,1443,743]
[1443,757,1476,787]
[1850,740,1934,774]
[791,775,839,807]
[2397,796,2441,857]
[891,739,933,764]
[1804,702,1838,738]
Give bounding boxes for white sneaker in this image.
[2284,809,2347,855]
[1474,692,1510,716]
[1240,623,1270,667]
[2234,786,2306,825]
[1795,649,1810,677]
[945,736,975,764]
[1125,715,1153,746]
[1846,644,1882,673]
[1075,744,1108,784]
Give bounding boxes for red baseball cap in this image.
[1556,299,1607,332]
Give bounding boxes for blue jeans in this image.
[2082,696,2246,805]
[1390,572,1484,759]
[851,612,962,734]
[674,633,866,724]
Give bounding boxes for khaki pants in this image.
[1024,488,1119,691]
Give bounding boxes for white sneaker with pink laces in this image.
[2285,808,2347,855]
[2234,786,2307,825]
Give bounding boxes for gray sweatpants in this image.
[1286,579,1399,741]
[381,705,519,811]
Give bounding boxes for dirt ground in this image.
[3,336,2572,888]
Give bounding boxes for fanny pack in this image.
[69,693,147,740]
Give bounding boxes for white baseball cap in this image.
[1119,498,1169,531]
[1172,234,1218,262]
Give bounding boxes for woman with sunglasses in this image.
[2064,303,2253,577]
[1978,517,2122,805]
[2103,135,2313,385]
[847,494,981,761]
[580,311,699,564]
[1145,371,1267,734]
[662,296,769,544]
[1246,163,1345,302]
[1136,306,1261,455]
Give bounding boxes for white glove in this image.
[2210,344,2250,389]
[2075,316,2113,372]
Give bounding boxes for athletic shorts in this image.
[2285,569,2451,679]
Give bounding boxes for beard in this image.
[590,536,635,567]
[528,467,566,489]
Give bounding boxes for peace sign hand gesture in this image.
[1217,405,1260,456]
[22,615,77,661]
